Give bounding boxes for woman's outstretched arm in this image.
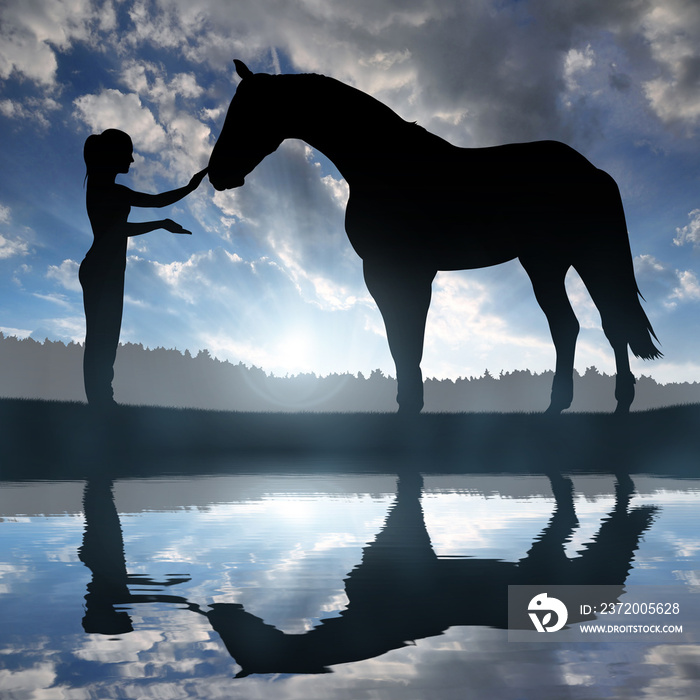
[124,168,208,209]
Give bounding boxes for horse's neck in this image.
[282,76,415,184]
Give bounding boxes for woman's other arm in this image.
[124,219,191,236]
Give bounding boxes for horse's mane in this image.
[273,72,417,132]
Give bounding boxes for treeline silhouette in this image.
[1,332,698,412]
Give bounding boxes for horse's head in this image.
[208,60,284,191]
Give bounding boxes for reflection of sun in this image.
[271,497,311,520]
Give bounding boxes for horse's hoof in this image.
[547,377,573,415]
[545,396,571,414]
[544,405,563,415]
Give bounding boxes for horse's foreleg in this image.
[363,260,436,414]
[521,257,579,414]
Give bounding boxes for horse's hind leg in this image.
[520,257,580,414]
[573,260,635,414]
[363,259,436,414]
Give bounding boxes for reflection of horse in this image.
[192,472,656,676]
[208,61,660,414]
[77,471,656,675]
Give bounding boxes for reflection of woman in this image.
[80,129,207,406]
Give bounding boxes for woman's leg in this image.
[80,263,125,406]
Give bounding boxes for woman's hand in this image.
[162,218,192,235]
[188,168,209,191]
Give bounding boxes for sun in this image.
[277,332,314,374]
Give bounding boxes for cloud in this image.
[0,204,30,259]
[634,254,700,309]
[0,0,116,86]
[0,326,32,338]
[673,209,700,247]
[207,140,361,308]
[73,88,168,152]
[46,259,81,292]
[640,0,700,128]
[5,0,700,145]
[120,60,205,105]
[72,61,212,187]
[4,0,699,384]
[0,96,61,127]
[31,314,86,343]
[119,246,380,375]
[668,269,700,304]
[564,44,596,92]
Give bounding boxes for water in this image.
[1,466,699,699]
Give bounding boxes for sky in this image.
[1,0,699,385]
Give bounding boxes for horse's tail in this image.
[626,285,662,360]
[576,171,662,361]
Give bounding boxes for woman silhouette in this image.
[80,129,207,407]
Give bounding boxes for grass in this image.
[1,397,698,481]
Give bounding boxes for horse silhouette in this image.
[208,60,661,414]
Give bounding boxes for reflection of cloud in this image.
[122,494,391,634]
[1,476,698,697]
[642,645,700,696]
[0,662,58,697]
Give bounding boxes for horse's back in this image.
[345,137,618,268]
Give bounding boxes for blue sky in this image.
[1,0,699,383]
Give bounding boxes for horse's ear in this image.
[233,59,254,80]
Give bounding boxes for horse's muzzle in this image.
[209,175,245,191]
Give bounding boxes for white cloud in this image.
[73,62,211,186]
[73,89,168,153]
[0,0,116,86]
[634,254,700,309]
[674,209,700,247]
[0,326,32,338]
[669,269,700,304]
[0,663,58,698]
[4,0,699,385]
[35,315,86,343]
[0,233,29,259]
[46,259,81,292]
[0,204,31,259]
[640,1,700,128]
[564,44,596,92]
[119,60,205,107]
[0,96,61,127]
